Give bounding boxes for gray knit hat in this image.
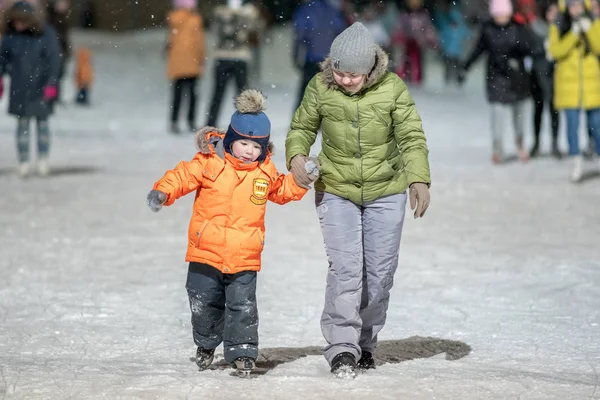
[330,22,376,75]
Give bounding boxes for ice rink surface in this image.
[0,27,599,399]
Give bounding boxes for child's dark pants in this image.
[185,262,258,363]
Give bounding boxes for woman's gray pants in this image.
[315,191,407,365]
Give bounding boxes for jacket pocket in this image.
[194,220,210,248]
[371,104,390,127]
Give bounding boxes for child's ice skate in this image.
[195,347,215,371]
[330,352,356,379]
[232,357,255,378]
[357,351,375,370]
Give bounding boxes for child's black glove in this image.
[147,190,167,212]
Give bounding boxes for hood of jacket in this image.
[195,127,274,162]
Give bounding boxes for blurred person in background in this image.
[165,0,205,134]
[514,0,563,158]
[292,0,346,109]
[46,0,69,104]
[74,47,92,105]
[248,0,270,87]
[393,0,438,85]
[582,0,600,159]
[0,1,60,178]
[459,0,542,164]
[374,0,400,71]
[360,5,391,56]
[433,0,471,85]
[463,0,491,24]
[549,0,600,182]
[205,0,260,127]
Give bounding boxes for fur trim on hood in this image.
[195,126,274,157]
[319,46,389,92]
[5,1,43,34]
[234,89,267,114]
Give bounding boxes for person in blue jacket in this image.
[433,0,471,85]
[0,1,61,178]
[292,0,346,109]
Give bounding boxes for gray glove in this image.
[147,190,167,212]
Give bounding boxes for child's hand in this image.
[147,190,167,212]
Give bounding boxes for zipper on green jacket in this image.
[357,101,364,205]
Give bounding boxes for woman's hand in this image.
[409,183,430,219]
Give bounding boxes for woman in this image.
[285,22,431,378]
[549,0,600,181]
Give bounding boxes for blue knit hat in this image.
[223,90,271,162]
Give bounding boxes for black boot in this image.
[551,140,563,160]
[330,352,356,378]
[233,357,255,377]
[195,347,215,371]
[357,351,375,370]
[170,122,181,135]
[529,141,540,158]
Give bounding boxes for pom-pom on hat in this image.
[223,90,271,162]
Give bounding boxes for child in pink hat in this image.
[489,0,514,18]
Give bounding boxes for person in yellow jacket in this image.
[549,0,600,182]
[166,0,205,134]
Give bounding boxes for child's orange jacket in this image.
[153,128,307,274]
[75,48,93,89]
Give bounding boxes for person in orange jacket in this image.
[74,47,93,105]
[146,89,318,376]
[166,0,205,134]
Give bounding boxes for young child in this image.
[147,90,318,375]
[549,0,600,181]
[74,47,93,105]
[0,1,61,177]
[166,0,205,134]
[286,22,431,377]
[459,0,541,164]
